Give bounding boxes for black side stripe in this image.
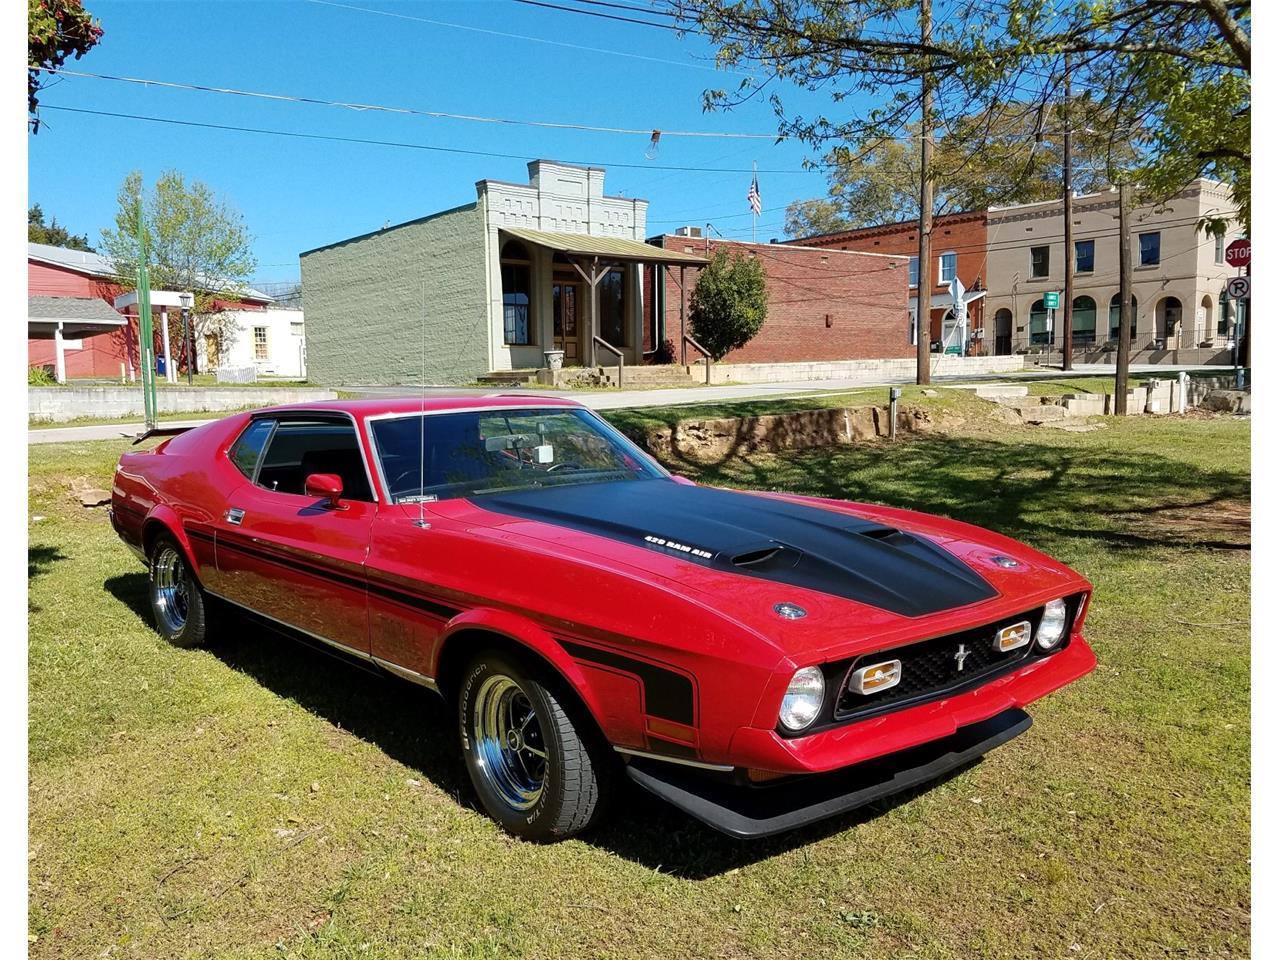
[560,640,695,726]
[208,530,460,621]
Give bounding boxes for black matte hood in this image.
[473,480,997,617]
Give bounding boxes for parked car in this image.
[111,397,1096,840]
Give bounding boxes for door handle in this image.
[226,507,245,525]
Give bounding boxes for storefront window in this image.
[598,268,625,348]
[501,240,532,346]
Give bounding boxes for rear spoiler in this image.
[130,424,198,445]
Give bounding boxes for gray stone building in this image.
[982,179,1245,362]
[299,160,705,385]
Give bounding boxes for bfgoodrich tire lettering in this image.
[148,535,210,648]
[458,653,609,841]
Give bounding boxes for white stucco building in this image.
[197,308,307,380]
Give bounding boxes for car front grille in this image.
[831,601,1068,724]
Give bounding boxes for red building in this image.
[28,242,273,380]
[645,232,911,364]
[28,243,133,379]
[787,211,990,354]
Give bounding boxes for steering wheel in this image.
[390,469,421,490]
[546,461,584,473]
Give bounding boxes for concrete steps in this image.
[994,398,1071,424]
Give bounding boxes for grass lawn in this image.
[28,399,1249,958]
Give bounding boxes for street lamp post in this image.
[178,292,194,386]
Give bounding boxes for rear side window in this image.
[228,419,275,479]
[256,420,374,502]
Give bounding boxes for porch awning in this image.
[500,227,708,265]
[28,296,127,338]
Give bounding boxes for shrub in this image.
[688,248,768,360]
[28,366,56,386]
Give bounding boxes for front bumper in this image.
[627,707,1032,839]
[729,636,1095,775]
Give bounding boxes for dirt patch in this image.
[1117,498,1250,549]
[643,404,934,465]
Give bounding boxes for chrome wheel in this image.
[471,674,547,812]
[152,545,190,635]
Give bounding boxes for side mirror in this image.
[304,472,344,509]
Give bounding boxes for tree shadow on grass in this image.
[694,433,1250,553]
[95,430,1248,877]
[29,545,66,579]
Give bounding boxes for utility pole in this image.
[1114,182,1132,414]
[1061,53,1074,371]
[135,207,157,430]
[915,0,934,386]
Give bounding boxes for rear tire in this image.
[458,652,610,841]
[148,535,210,648]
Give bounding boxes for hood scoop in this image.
[475,480,997,617]
[730,545,797,568]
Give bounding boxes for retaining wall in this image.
[690,355,1027,385]
[29,386,338,423]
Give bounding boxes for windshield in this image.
[369,407,667,503]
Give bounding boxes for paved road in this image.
[29,364,1235,445]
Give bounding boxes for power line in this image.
[36,67,781,140]
[37,104,820,175]
[512,0,679,30]
[304,0,744,76]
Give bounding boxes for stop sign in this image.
[1225,239,1251,268]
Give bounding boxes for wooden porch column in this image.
[159,306,176,383]
[54,322,66,384]
[570,255,604,367]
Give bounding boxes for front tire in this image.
[148,536,210,648]
[458,653,609,841]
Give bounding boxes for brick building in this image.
[786,211,989,354]
[646,232,911,364]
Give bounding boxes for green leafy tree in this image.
[29,0,103,132]
[688,248,769,359]
[99,170,258,354]
[786,103,1139,237]
[668,0,1249,230]
[28,204,94,251]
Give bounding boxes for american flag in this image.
[747,175,761,216]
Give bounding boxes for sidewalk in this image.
[29,364,1234,444]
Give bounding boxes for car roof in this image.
[250,394,588,420]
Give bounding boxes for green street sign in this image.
[1044,292,1061,309]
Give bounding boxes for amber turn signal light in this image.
[850,659,901,695]
[992,620,1032,653]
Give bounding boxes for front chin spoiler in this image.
[625,707,1032,840]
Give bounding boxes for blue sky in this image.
[28,0,841,286]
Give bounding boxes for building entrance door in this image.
[552,283,581,364]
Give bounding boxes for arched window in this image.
[1029,299,1050,346]
[1071,296,1096,346]
[1109,293,1138,341]
[501,240,532,346]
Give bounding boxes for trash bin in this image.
[156,356,166,376]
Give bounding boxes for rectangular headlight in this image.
[849,659,901,695]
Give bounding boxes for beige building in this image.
[982,179,1245,361]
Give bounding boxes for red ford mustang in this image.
[111,397,1096,840]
